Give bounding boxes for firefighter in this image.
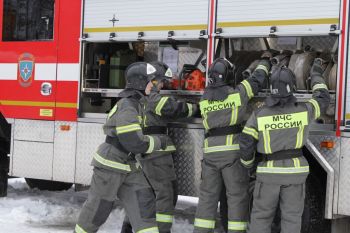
[74,62,169,233]
[121,61,198,233]
[193,57,271,233]
[238,59,330,233]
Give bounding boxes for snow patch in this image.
[0,178,195,233]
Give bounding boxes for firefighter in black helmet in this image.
[238,59,330,233]
[194,57,270,233]
[74,62,168,233]
[121,61,198,233]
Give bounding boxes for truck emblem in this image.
[18,53,35,88]
[109,14,119,27]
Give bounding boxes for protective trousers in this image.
[194,159,250,233]
[122,153,177,233]
[74,167,158,233]
[248,181,305,233]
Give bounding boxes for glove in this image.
[261,49,279,60]
[256,59,271,73]
[242,60,260,78]
[241,160,254,169]
[191,103,199,117]
[248,167,256,180]
[310,58,326,77]
[270,54,290,66]
[158,135,168,150]
[127,152,136,160]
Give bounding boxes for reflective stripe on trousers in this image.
[156,213,173,223]
[257,166,309,174]
[137,226,160,233]
[228,221,248,231]
[75,224,87,233]
[194,218,215,229]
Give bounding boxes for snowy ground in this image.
[0,178,200,233]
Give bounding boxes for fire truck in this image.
[0,0,350,232]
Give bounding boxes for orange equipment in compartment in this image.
[184,69,205,91]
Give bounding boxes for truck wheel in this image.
[25,178,72,191]
[219,174,330,233]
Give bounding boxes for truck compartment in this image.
[79,40,207,116]
[80,36,338,125]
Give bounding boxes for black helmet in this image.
[270,66,296,98]
[125,62,157,90]
[150,61,173,82]
[208,58,235,87]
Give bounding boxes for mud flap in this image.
[0,155,9,197]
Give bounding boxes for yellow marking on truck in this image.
[346,113,350,119]
[84,24,207,33]
[56,102,78,108]
[217,18,339,28]
[40,109,53,117]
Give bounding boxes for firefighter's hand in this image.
[158,135,168,150]
[310,58,326,77]
[240,159,256,178]
[191,104,199,117]
[248,167,256,179]
[261,49,279,59]
[256,59,271,73]
[241,162,254,170]
[240,157,254,169]
[128,152,136,160]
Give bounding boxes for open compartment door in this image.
[216,0,340,37]
[83,0,209,41]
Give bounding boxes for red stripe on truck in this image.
[337,0,349,137]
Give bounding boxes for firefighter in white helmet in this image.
[121,61,198,233]
[74,62,169,233]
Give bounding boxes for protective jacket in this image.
[91,89,163,173]
[143,91,196,156]
[199,64,269,163]
[239,73,330,184]
[121,91,196,233]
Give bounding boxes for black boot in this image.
[120,221,133,233]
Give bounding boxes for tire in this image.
[25,178,73,191]
[219,174,330,233]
